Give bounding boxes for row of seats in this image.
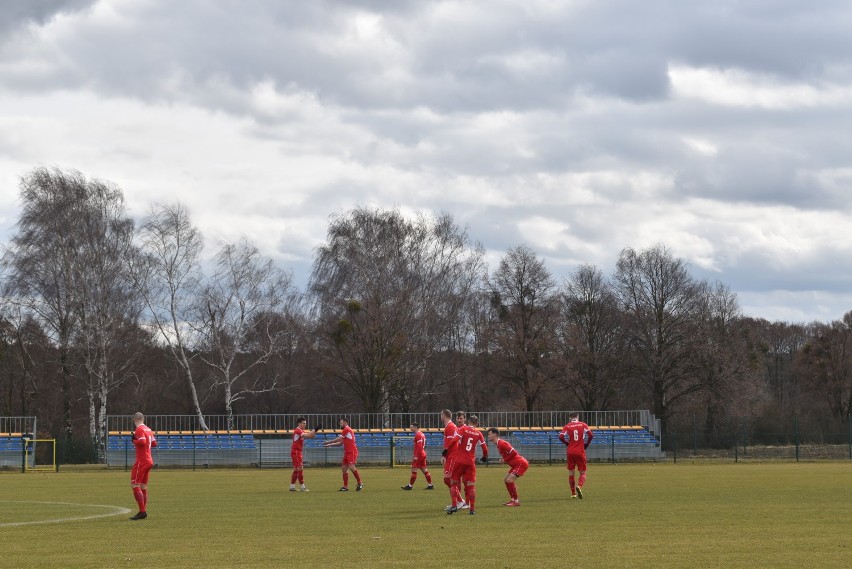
[513,430,659,446]
[107,435,256,451]
[0,437,24,451]
[105,429,659,450]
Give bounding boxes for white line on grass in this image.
[0,501,132,527]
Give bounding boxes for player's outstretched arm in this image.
[304,426,321,440]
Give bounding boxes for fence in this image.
[103,410,665,469]
[106,410,659,434]
[104,429,665,470]
[664,414,852,462]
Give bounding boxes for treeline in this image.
[1,167,850,461]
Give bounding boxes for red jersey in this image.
[341,425,357,454]
[443,421,458,452]
[453,425,487,465]
[560,420,593,454]
[496,438,525,467]
[133,424,156,463]
[292,427,305,454]
[413,430,426,459]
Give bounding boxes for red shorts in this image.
[508,457,529,477]
[343,451,358,466]
[131,460,153,485]
[291,452,303,469]
[411,455,428,470]
[567,452,587,471]
[450,461,476,484]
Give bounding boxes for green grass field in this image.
[1,462,851,568]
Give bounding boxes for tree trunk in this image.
[225,381,234,431]
[180,352,208,431]
[60,346,74,460]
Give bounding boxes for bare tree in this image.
[558,264,626,410]
[798,312,852,425]
[488,245,559,411]
[613,244,705,431]
[748,318,807,414]
[2,168,84,452]
[197,238,299,429]
[0,301,47,417]
[134,202,209,431]
[694,282,766,442]
[69,177,143,456]
[2,167,144,457]
[309,207,483,415]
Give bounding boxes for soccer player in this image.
[440,409,462,509]
[447,415,487,515]
[129,412,157,520]
[487,428,529,506]
[401,423,434,490]
[323,417,363,491]
[559,411,594,499]
[290,417,320,492]
[454,410,473,508]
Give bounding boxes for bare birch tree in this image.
[2,167,81,453]
[3,167,143,457]
[67,177,143,456]
[197,238,299,429]
[134,202,209,431]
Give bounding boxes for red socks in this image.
[343,472,349,487]
[409,473,417,486]
[424,471,432,484]
[291,471,298,484]
[298,472,304,485]
[133,487,146,513]
[451,483,461,507]
[578,472,587,488]
[506,481,518,500]
[569,475,576,494]
[353,469,362,484]
[466,486,476,510]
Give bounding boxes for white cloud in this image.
[3,1,852,323]
[668,63,852,109]
[682,137,718,156]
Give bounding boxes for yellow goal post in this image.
[24,438,57,472]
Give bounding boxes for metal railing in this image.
[106,410,658,434]
[0,416,36,436]
[0,417,37,469]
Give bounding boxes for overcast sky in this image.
[2,0,851,323]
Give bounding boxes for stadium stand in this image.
[0,435,23,468]
[100,411,665,468]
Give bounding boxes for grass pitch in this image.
[1,462,850,568]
